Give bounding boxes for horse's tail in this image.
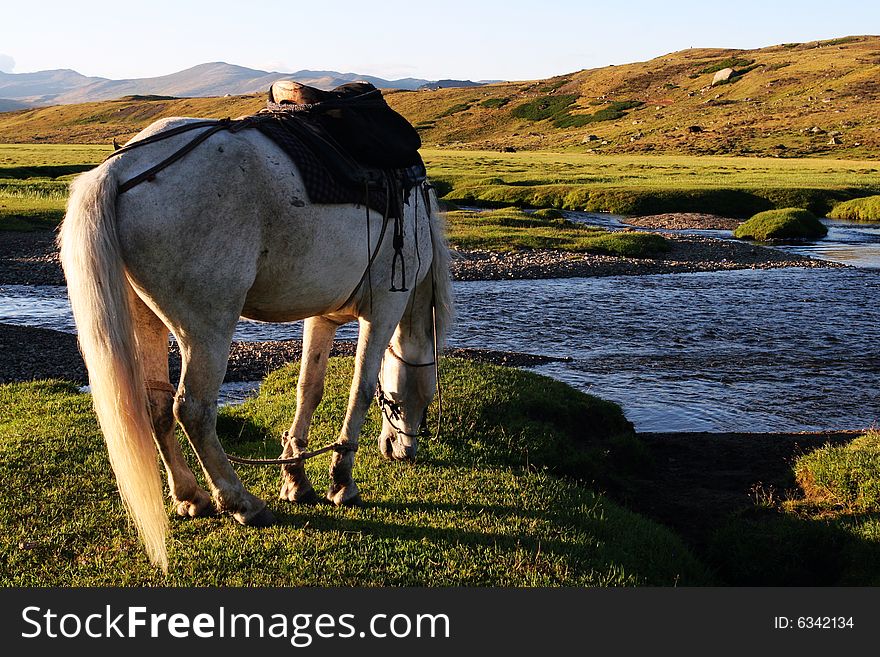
[59,165,169,571]
[426,186,454,347]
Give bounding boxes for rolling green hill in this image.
[0,36,878,158]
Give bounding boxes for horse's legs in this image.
[279,315,340,504]
[129,292,213,518]
[327,315,401,506]
[173,330,274,526]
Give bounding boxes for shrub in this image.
[510,95,578,121]
[699,57,754,74]
[510,96,642,129]
[732,207,827,241]
[828,195,880,222]
[554,100,643,128]
[480,97,509,109]
[437,102,471,118]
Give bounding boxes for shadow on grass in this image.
[0,164,96,179]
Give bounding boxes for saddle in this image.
[266,80,423,171]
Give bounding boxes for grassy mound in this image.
[446,207,670,256]
[828,195,880,222]
[705,430,880,585]
[732,207,827,241]
[0,360,710,586]
[795,431,880,512]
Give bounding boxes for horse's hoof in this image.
[236,505,276,528]
[175,491,214,518]
[340,493,364,508]
[326,482,362,507]
[378,435,394,459]
[281,485,319,505]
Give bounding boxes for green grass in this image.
[828,195,880,221]
[0,194,66,231]
[0,144,107,231]
[795,431,880,512]
[732,207,828,240]
[0,360,710,586]
[6,143,880,226]
[422,149,880,217]
[704,430,880,585]
[0,143,110,168]
[445,207,670,256]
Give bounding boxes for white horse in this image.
[59,117,453,571]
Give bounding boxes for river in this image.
[2,261,878,432]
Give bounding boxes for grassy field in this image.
[0,359,710,586]
[446,207,669,255]
[4,143,878,228]
[422,149,880,216]
[0,144,109,230]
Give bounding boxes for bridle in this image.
[375,345,435,439]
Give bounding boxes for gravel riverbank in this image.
[0,228,840,286]
[0,323,567,385]
[451,233,840,280]
[622,213,742,230]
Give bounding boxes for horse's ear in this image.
[112,138,120,151]
[267,84,275,103]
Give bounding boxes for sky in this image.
[1,0,878,81]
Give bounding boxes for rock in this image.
[687,125,703,133]
[829,130,842,136]
[583,134,600,142]
[810,126,826,134]
[828,136,842,145]
[499,146,517,152]
[712,68,735,85]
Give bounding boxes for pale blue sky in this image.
[1,0,877,81]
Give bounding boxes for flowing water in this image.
[2,264,878,432]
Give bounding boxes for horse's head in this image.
[377,341,436,462]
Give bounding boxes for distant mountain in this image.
[0,62,493,107]
[0,98,32,112]
[0,69,105,105]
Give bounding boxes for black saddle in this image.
[266,80,422,171]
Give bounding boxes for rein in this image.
[225,440,358,467]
